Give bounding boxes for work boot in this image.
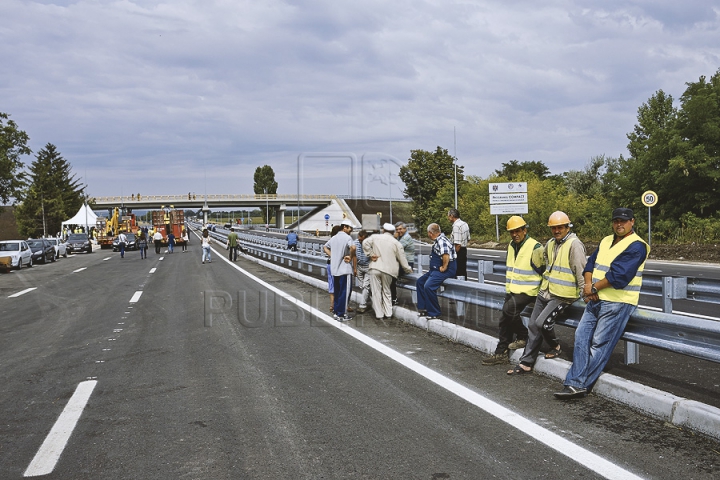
[508,339,527,350]
[482,351,510,366]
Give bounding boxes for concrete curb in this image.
[238,251,720,441]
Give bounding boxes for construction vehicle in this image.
[96,207,139,249]
[151,206,186,246]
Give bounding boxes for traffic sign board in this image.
[324,213,330,220]
[489,182,527,194]
[642,191,658,207]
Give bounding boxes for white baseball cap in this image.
[383,223,395,232]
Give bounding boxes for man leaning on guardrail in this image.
[482,216,544,366]
[554,208,650,399]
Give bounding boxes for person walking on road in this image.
[323,220,356,321]
[137,231,148,259]
[509,211,586,375]
[363,223,412,320]
[483,216,544,366]
[153,229,163,254]
[201,228,213,264]
[448,208,470,279]
[415,223,456,320]
[555,208,649,399]
[227,227,239,261]
[181,228,189,252]
[117,231,128,258]
[167,231,176,254]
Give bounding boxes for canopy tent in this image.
[61,204,98,232]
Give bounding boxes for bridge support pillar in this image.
[275,204,287,228]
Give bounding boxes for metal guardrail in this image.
[190,222,720,365]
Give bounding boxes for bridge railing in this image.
[190,222,720,365]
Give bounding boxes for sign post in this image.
[641,190,658,246]
[488,183,528,241]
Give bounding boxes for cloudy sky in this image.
[2,0,719,200]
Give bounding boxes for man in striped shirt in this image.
[416,223,456,320]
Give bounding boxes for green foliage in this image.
[0,112,31,207]
[253,165,278,224]
[398,146,463,228]
[494,160,551,180]
[15,144,85,238]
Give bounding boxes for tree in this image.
[0,112,31,208]
[494,160,551,180]
[253,165,278,224]
[15,144,85,238]
[398,147,463,228]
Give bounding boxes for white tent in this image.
[62,204,98,232]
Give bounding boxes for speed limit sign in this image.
[642,190,658,207]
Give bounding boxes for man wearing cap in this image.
[555,208,649,399]
[415,223,456,320]
[509,211,586,375]
[483,216,544,366]
[363,223,412,320]
[323,220,357,321]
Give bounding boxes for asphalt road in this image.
[1,245,718,478]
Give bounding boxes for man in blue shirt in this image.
[416,223,456,320]
[286,231,298,251]
[555,208,649,399]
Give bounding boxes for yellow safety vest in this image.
[592,232,649,305]
[540,236,580,299]
[505,237,542,296]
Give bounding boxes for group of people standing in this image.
[483,208,649,400]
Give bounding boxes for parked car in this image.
[112,232,137,251]
[66,233,93,254]
[27,238,56,264]
[0,240,33,271]
[46,237,68,258]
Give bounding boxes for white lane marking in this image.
[228,261,643,480]
[24,380,97,477]
[129,291,143,303]
[72,267,87,273]
[8,287,37,298]
[644,269,662,273]
[159,257,164,261]
[103,257,112,261]
[641,305,719,321]
[149,268,157,273]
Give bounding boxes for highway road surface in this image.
[1,245,718,479]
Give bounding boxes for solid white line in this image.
[224,259,643,480]
[24,380,97,477]
[8,287,37,298]
[72,267,87,273]
[640,305,719,321]
[129,291,143,303]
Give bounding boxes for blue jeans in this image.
[564,300,636,390]
[416,266,455,317]
[202,245,211,262]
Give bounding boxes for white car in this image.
[0,240,33,271]
[46,237,68,258]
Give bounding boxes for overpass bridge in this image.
[91,194,411,230]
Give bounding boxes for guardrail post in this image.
[662,276,688,313]
[624,342,640,365]
[477,260,494,283]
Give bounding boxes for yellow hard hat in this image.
[547,211,571,227]
[506,216,527,231]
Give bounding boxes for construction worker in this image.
[483,216,544,366]
[508,211,586,375]
[555,208,649,399]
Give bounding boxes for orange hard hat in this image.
[506,216,527,231]
[547,211,571,227]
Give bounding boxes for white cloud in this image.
[1,0,718,198]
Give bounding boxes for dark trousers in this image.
[390,262,414,302]
[332,274,351,316]
[119,242,126,258]
[229,245,238,261]
[154,240,161,253]
[495,292,534,354]
[455,246,467,278]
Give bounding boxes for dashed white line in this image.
[72,267,87,273]
[8,287,37,298]
[103,257,112,261]
[23,380,97,477]
[149,268,157,273]
[129,291,143,303]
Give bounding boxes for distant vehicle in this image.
[46,237,68,258]
[66,233,93,254]
[112,232,137,251]
[27,238,56,264]
[0,240,33,271]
